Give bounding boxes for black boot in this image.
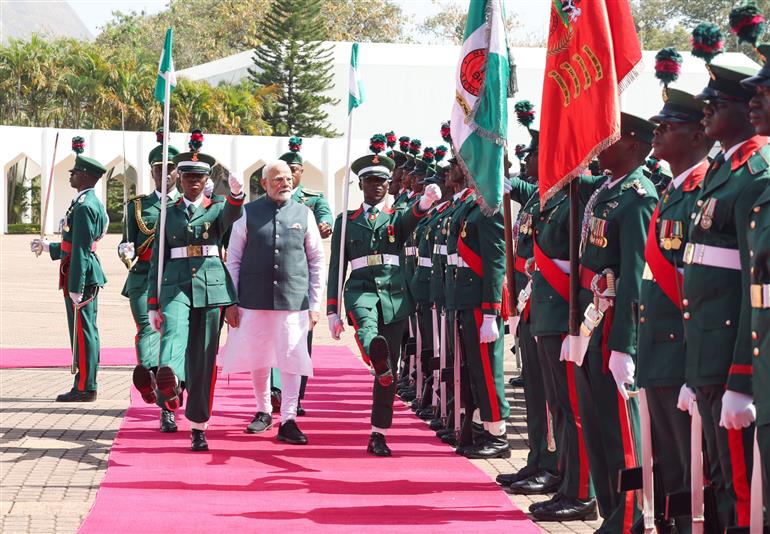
[159,409,177,433]
[367,432,391,456]
[191,429,208,451]
[156,366,181,411]
[132,365,157,404]
[459,431,510,459]
[530,495,597,522]
[495,465,539,486]
[508,469,561,495]
[55,389,96,402]
[277,419,308,445]
[270,388,282,414]
[369,336,393,387]
[296,402,306,417]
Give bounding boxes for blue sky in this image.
[66,0,550,42]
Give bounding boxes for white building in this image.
[0,42,759,234]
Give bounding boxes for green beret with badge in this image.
[279,136,303,166]
[649,87,705,124]
[72,156,107,179]
[621,112,656,144]
[695,63,757,103]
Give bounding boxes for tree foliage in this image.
[0,36,274,135]
[418,1,536,46]
[249,0,338,137]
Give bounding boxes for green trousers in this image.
[159,298,222,424]
[518,320,558,474]
[456,309,510,422]
[128,286,160,370]
[64,287,100,392]
[574,347,641,531]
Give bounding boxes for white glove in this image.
[676,384,697,416]
[69,292,82,305]
[118,242,135,261]
[204,178,215,197]
[507,315,520,336]
[227,172,243,196]
[560,334,589,366]
[418,183,441,210]
[608,351,635,401]
[149,310,163,333]
[327,313,344,340]
[503,178,513,194]
[479,315,499,343]
[719,390,756,429]
[30,238,50,255]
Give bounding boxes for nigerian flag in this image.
[154,28,176,104]
[450,0,510,213]
[348,42,364,114]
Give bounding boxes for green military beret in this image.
[741,44,770,89]
[279,136,303,166]
[696,63,757,103]
[148,144,181,166]
[413,158,436,179]
[72,155,107,179]
[424,164,448,185]
[172,151,216,174]
[351,153,395,179]
[650,87,705,124]
[621,112,656,144]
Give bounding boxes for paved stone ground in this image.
[0,234,601,533]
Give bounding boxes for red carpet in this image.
[0,347,135,368]
[78,345,540,533]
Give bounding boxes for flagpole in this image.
[156,61,171,337]
[336,111,354,311]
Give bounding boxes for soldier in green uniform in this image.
[637,88,714,532]
[683,64,769,530]
[31,139,109,402]
[147,143,245,452]
[742,43,770,514]
[119,131,180,432]
[562,113,658,532]
[326,144,440,456]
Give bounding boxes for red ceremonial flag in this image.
[538,0,642,202]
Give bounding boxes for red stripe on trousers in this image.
[616,391,636,533]
[347,312,371,366]
[473,309,501,422]
[566,361,590,500]
[727,428,751,525]
[76,305,87,391]
[209,359,218,415]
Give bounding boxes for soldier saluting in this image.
[326,139,440,456]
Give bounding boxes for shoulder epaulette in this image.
[623,178,647,197]
[747,147,770,175]
[301,188,324,197]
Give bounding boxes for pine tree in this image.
[249,0,339,137]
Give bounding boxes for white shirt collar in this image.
[722,139,750,162]
[74,188,93,201]
[607,174,626,189]
[362,199,387,213]
[183,195,204,209]
[155,189,178,200]
[671,160,706,190]
[453,187,469,201]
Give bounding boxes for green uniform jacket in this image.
[411,201,451,305]
[684,137,770,394]
[454,201,506,316]
[637,162,707,388]
[508,177,539,321]
[428,201,456,307]
[49,189,108,294]
[120,192,177,297]
[580,167,658,357]
[392,190,415,211]
[292,184,333,227]
[445,189,477,311]
[748,184,770,425]
[327,202,427,324]
[147,193,244,310]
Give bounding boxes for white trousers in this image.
[251,368,301,422]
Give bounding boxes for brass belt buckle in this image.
[583,302,604,329]
[367,254,382,267]
[683,242,695,265]
[751,284,764,308]
[187,245,203,257]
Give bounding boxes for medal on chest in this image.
[460,221,468,239]
[519,212,533,236]
[202,221,210,240]
[658,219,683,250]
[387,225,395,243]
[589,216,608,248]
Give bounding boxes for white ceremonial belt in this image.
[447,253,457,266]
[553,259,570,274]
[170,245,219,259]
[433,244,447,256]
[404,246,417,256]
[455,256,470,269]
[417,257,433,267]
[751,284,770,309]
[350,254,400,270]
[683,243,740,270]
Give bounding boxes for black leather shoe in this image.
[55,389,96,402]
[132,365,156,404]
[508,374,525,387]
[459,433,510,459]
[508,470,561,495]
[440,432,458,446]
[159,409,177,433]
[529,493,563,514]
[367,432,392,457]
[369,336,394,387]
[416,407,435,421]
[296,402,306,416]
[277,419,308,445]
[428,418,443,431]
[246,412,273,434]
[270,388,282,414]
[191,429,208,451]
[455,423,486,455]
[156,366,181,411]
[531,495,597,522]
[495,464,539,486]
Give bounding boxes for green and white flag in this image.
[348,42,364,114]
[451,0,510,213]
[154,28,176,104]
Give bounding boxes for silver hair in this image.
[263,159,291,180]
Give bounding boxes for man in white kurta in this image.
[219,160,325,444]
